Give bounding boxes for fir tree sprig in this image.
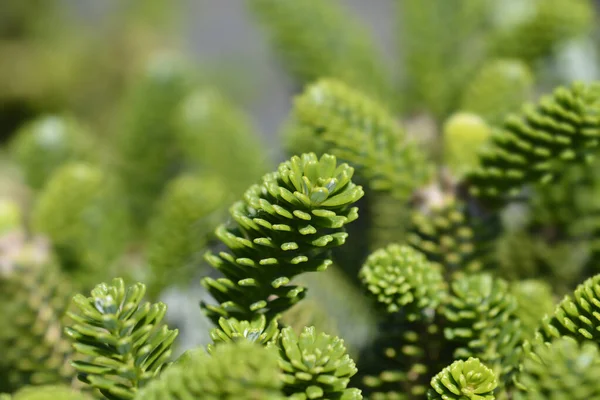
[467,82,600,206]
[537,273,600,343]
[269,326,362,400]
[201,152,364,324]
[428,358,497,400]
[443,274,523,384]
[359,244,447,317]
[64,278,178,400]
[467,84,600,204]
[515,337,600,399]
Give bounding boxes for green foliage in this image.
[31,163,132,289]
[443,274,522,382]
[490,0,594,64]
[529,160,600,244]
[537,273,600,343]
[2,384,90,400]
[510,280,555,340]
[359,244,447,316]
[269,326,361,400]
[174,89,269,197]
[115,55,193,227]
[524,159,600,283]
[248,0,391,100]
[428,358,497,400]
[201,153,364,324]
[398,0,490,119]
[408,200,499,276]
[0,233,73,391]
[459,59,533,126]
[357,245,448,398]
[290,79,432,201]
[467,82,600,206]
[136,341,284,400]
[515,337,600,399]
[5,2,600,398]
[64,278,178,400]
[144,174,227,298]
[9,115,94,190]
[443,113,492,178]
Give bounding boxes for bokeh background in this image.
[6,0,597,150]
[1,0,401,153]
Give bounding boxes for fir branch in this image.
[359,244,447,317]
[269,326,362,400]
[537,273,600,343]
[443,274,523,384]
[407,199,500,276]
[467,82,600,207]
[428,358,497,400]
[201,152,364,324]
[515,337,600,399]
[357,245,448,398]
[64,278,178,400]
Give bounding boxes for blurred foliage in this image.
[144,173,227,299]
[174,89,269,197]
[459,59,534,125]
[113,55,194,228]
[31,162,132,290]
[248,0,392,102]
[9,115,95,191]
[0,231,74,393]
